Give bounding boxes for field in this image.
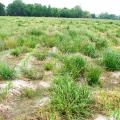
[0,17,120,120]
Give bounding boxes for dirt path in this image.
[0,47,51,120]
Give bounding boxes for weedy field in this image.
[0,17,120,120]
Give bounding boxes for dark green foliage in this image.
[0,0,119,19]
[0,0,118,19]
[7,0,26,16]
[51,75,91,119]
[103,49,120,70]
[99,12,119,20]
[0,2,5,16]
[6,1,91,18]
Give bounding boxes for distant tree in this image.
[7,0,26,16]
[0,2,5,16]
[24,4,34,16]
[99,12,119,20]
[91,14,96,18]
[83,11,91,18]
[71,6,83,18]
[46,5,52,17]
[51,8,60,17]
[60,8,71,17]
[4,0,119,19]
[31,4,43,16]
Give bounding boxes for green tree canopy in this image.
[0,2,5,16]
[7,0,26,16]
[0,0,118,19]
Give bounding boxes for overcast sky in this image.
[0,0,120,15]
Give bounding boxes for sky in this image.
[0,0,120,15]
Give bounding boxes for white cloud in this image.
[0,0,120,15]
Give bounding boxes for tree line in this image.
[0,0,120,20]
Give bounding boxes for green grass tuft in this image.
[0,62,16,80]
[86,65,102,86]
[51,74,92,119]
[44,62,53,71]
[63,55,86,79]
[81,42,96,58]
[103,49,120,70]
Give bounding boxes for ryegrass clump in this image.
[58,39,78,53]
[22,67,44,80]
[25,39,36,48]
[86,65,102,86]
[21,88,39,98]
[116,30,120,37]
[42,35,58,48]
[0,82,12,101]
[11,48,21,57]
[103,49,120,70]
[81,42,96,58]
[63,55,86,79]
[29,28,43,36]
[4,39,17,49]
[96,38,108,49]
[20,46,32,53]
[51,75,91,119]
[94,90,120,112]
[11,47,32,57]
[111,109,120,120]
[0,40,5,51]
[0,62,15,80]
[33,50,48,61]
[44,62,53,71]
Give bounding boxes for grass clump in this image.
[111,109,120,120]
[11,47,32,57]
[94,90,120,113]
[21,88,38,99]
[4,39,17,49]
[0,62,15,80]
[58,39,78,53]
[29,28,43,36]
[0,40,5,51]
[11,48,21,57]
[51,74,92,119]
[0,82,12,101]
[22,67,44,80]
[20,46,32,53]
[25,39,36,48]
[44,62,53,71]
[96,38,108,49]
[86,65,102,86]
[63,55,86,79]
[81,42,96,58]
[42,35,58,48]
[33,50,48,61]
[103,49,120,70]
